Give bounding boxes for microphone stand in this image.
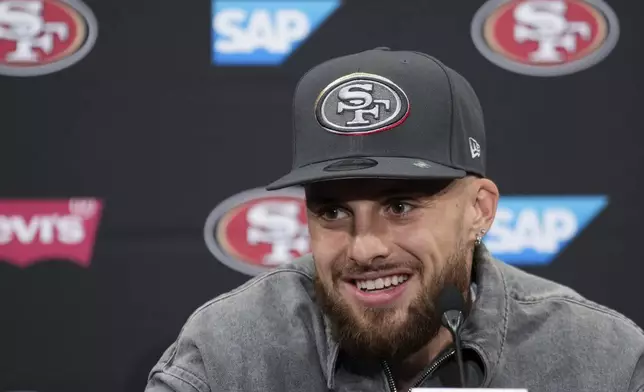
[442,310,467,388]
[453,326,466,387]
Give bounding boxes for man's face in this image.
[306,178,484,361]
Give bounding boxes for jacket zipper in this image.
[381,348,456,392]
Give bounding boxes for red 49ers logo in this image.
[0,0,98,77]
[471,0,620,76]
[204,187,310,276]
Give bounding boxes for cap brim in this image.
[265,156,467,190]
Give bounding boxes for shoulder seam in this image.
[514,295,644,336]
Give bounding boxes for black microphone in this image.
[438,284,467,388]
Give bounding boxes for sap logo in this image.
[484,196,608,266]
[212,1,341,66]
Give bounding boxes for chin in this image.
[353,302,411,325]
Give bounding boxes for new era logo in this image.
[469,137,481,158]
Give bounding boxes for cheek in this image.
[391,219,440,254]
[391,213,460,268]
[308,223,347,279]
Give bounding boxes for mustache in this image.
[332,259,423,278]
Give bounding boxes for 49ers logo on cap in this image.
[204,187,310,276]
[315,73,410,135]
[471,0,619,77]
[0,0,98,77]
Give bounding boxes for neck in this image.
[387,327,454,390]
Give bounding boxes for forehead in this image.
[304,178,457,201]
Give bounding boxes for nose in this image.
[348,232,392,266]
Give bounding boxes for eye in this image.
[316,206,350,221]
[385,200,415,216]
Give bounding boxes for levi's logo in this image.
[0,198,103,268]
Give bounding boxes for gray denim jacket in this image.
[145,245,644,392]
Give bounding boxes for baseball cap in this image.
[266,47,486,191]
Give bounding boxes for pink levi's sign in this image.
[0,199,103,268]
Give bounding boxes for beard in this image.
[314,240,472,362]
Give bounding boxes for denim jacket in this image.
[145,245,644,391]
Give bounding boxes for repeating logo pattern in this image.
[205,189,608,276]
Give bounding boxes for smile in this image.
[342,272,413,308]
[354,274,410,292]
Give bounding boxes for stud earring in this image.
[475,229,487,245]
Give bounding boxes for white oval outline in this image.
[319,80,402,132]
[0,0,99,77]
[203,186,307,277]
[316,73,409,134]
[470,0,620,77]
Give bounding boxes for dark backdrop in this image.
[2,0,643,391]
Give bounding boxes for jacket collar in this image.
[459,244,508,386]
[291,244,508,389]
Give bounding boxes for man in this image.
[145,48,644,391]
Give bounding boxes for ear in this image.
[470,178,500,242]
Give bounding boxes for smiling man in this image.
[145,48,644,392]
[305,178,489,366]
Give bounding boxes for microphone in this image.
[438,284,467,388]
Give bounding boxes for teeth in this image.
[356,275,409,292]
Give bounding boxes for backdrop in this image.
[2,0,643,391]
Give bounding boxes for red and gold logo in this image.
[471,0,619,76]
[204,187,310,276]
[0,0,98,76]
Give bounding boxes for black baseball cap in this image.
[266,47,486,191]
